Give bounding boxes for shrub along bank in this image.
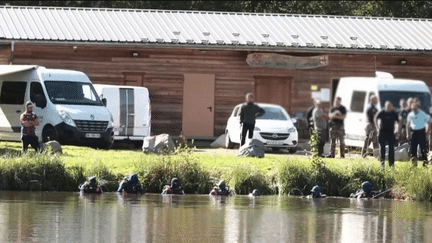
[0,142,431,200]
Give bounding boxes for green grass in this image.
[1,141,432,200]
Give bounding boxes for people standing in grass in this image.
[239,93,265,146]
[398,98,410,146]
[406,99,431,167]
[362,95,379,158]
[374,101,399,167]
[312,100,328,157]
[328,97,347,158]
[19,101,40,152]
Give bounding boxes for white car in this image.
[225,103,298,153]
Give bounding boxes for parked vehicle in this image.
[93,84,151,146]
[0,65,114,148]
[333,71,431,148]
[225,103,298,153]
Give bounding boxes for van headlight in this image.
[59,110,76,127]
[288,127,296,133]
[108,114,114,128]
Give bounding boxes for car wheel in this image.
[289,148,297,154]
[42,127,58,143]
[225,132,235,149]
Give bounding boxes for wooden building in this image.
[1,6,432,138]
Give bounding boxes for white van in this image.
[93,84,151,144]
[334,71,431,148]
[0,65,114,148]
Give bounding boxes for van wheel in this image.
[225,132,235,149]
[42,128,58,143]
[96,141,113,150]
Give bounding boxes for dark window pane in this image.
[351,91,367,113]
[0,81,27,104]
[379,91,431,112]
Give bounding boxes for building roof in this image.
[1,5,432,52]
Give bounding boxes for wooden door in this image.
[182,74,215,137]
[255,76,292,113]
[123,73,143,86]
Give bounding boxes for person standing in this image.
[374,101,399,167]
[406,100,431,166]
[19,101,40,152]
[328,97,347,158]
[306,100,317,136]
[312,100,329,157]
[361,95,379,158]
[397,98,410,146]
[239,93,265,146]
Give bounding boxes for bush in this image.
[225,164,274,195]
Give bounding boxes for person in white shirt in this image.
[406,99,431,166]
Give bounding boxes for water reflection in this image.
[0,192,432,242]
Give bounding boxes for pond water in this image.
[0,191,431,243]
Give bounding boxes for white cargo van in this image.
[93,84,151,144]
[0,65,114,148]
[334,71,431,148]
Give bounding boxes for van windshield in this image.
[379,91,431,111]
[257,107,288,121]
[44,81,103,106]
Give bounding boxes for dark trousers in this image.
[378,131,395,166]
[315,129,327,157]
[410,129,428,162]
[241,123,255,146]
[21,135,40,152]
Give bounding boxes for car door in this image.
[0,81,28,141]
[227,105,241,143]
[345,90,367,145]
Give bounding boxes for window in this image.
[379,91,431,112]
[257,107,288,121]
[350,91,367,113]
[233,106,240,117]
[30,82,47,107]
[0,81,27,104]
[44,81,103,106]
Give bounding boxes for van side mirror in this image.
[34,95,47,109]
[102,98,107,107]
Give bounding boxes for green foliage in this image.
[224,164,274,195]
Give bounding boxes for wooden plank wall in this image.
[12,44,432,137]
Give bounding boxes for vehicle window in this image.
[379,91,431,112]
[0,81,27,104]
[233,106,240,117]
[350,91,367,113]
[257,107,288,121]
[44,81,103,106]
[30,82,47,106]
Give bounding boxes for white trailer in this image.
[93,84,151,144]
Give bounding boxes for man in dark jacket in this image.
[239,93,265,146]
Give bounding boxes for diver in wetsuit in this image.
[117,173,145,194]
[79,176,103,193]
[161,178,185,195]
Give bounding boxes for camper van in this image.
[93,84,151,145]
[333,71,431,148]
[0,65,114,148]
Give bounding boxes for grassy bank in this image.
[1,141,432,200]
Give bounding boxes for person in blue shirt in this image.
[374,101,399,167]
[406,100,431,166]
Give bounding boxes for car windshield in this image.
[379,91,431,112]
[44,81,103,106]
[257,107,288,120]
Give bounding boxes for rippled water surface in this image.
[0,191,432,243]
